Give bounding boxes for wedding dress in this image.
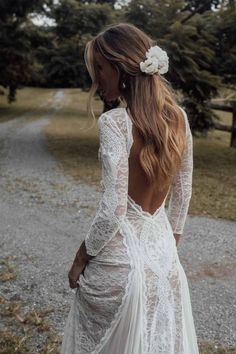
[60,107,199,354]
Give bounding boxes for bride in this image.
[60,22,199,354]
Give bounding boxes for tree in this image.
[38,1,115,88]
[79,0,116,5]
[182,0,221,13]
[122,0,223,131]
[209,3,236,85]
[0,0,52,102]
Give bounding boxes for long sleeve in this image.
[167,107,193,234]
[84,110,129,256]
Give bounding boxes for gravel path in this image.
[0,90,235,351]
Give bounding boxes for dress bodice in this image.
[85,107,193,257]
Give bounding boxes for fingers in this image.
[68,275,79,289]
[68,270,79,289]
[68,261,87,289]
[69,279,78,289]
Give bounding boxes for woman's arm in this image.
[173,233,181,247]
[68,110,129,288]
[84,110,129,256]
[167,108,193,244]
[68,240,93,289]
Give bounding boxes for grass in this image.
[0,295,61,354]
[190,110,236,220]
[0,86,235,219]
[199,341,236,353]
[0,256,18,282]
[0,87,60,124]
[0,255,61,354]
[43,88,103,187]
[0,331,30,354]
[43,88,236,221]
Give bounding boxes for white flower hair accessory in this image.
[139,45,169,75]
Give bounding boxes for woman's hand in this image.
[174,233,181,247]
[68,259,86,289]
[68,241,94,289]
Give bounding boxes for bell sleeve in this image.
[167,107,193,235]
[84,111,129,257]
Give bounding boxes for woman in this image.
[61,23,199,354]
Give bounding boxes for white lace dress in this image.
[60,107,199,354]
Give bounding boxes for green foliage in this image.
[0,0,51,20]
[0,0,52,102]
[53,1,113,38]
[41,34,90,88]
[37,2,114,88]
[209,6,236,84]
[123,0,225,131]
[0,0,235,132]
[183,0,221,13]
[79,0,116,4]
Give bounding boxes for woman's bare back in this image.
[128,122,170,216]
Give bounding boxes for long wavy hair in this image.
[84,22,186,191]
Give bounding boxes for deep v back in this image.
[124,108,170,217]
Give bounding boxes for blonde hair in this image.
[84,22,186,191]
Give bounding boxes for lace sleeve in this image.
[167,107,193,235]
[84,110,129,256]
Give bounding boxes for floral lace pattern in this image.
[85,110,130,256]
[60,107,199,354]
[167,107,193,234]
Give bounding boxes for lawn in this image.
[0,87,58,124]
[191,110,235,220]
[43,88,236,221]
[44,88,103,187]
[0,87,235,221]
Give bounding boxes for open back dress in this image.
[60,107,199,354]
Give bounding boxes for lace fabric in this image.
[167,107,193,234]
[61,107,199,354]
[85,110,130,256]
[86,107,193,256]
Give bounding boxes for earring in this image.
[122,82,126,89]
